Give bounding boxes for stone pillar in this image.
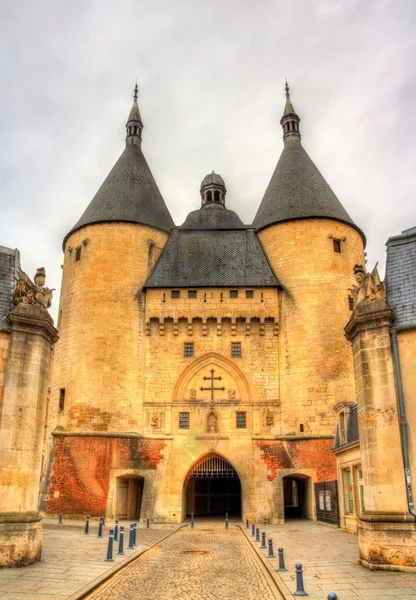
[0,304,58,566]
[345,299,416,569]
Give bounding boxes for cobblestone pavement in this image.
[86,523,282,600]
[241,520,416,600]
[0,519,180,600]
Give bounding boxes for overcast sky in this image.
[1,0,415,321]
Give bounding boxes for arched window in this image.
[214,190,220,202]
[207,190,213,202]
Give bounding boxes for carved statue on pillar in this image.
[350,264,385,308]
[13,268,54,309]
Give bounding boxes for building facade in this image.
[36,84,366,525]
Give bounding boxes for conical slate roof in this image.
[64,89,174,247]
[253,86,365,242]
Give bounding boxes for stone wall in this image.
[258,218,365,436]
[49,222,168,435]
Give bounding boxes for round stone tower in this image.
[51,85,174,435]
[253,83,366,437]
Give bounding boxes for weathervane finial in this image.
[133,81,138,101]
[285,79,290,98]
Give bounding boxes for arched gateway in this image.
[184,454,241,518]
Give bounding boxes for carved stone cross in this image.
[200,369,225,409]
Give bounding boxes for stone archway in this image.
[184,453,242,518]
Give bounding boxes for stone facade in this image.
[342,231,416,569]
[38,87,367,527]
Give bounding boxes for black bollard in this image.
[97,517,103,538]
[146,518,150,528]
[114,519,119,542]
[191,513,195,528]
[261,531,266,549]
[102,515,106,527]
[327,595,337,600]
[225,512,228,521]
[255,527,260,542]
[267,538,275,558]
[133,522,137,547]
[117,525,125,555]
[84,516,90,535]
[251,524,256,537]
[225,517,229,529]
[127,524,134,549]
[105,528,114,562]
[278,547,287,571]
[294,562,308,596]
[245,519,249,529]
[58,514,63,525]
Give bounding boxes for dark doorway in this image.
[116,476,144,520]
[283,476,308,519]
[185,455,241,518]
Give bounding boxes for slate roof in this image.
[0,246,20,330]
[252,138,365,242]
[145,207,280,288]
[386,226,416,328]
[333,403,359,450]
[64,143,174,247]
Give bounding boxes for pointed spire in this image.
[126,82,143,146]
[280,80,301,142]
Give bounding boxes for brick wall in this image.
[47,435,165,516]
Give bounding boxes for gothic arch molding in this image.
[183,451,241,484]
[173,352,252,402]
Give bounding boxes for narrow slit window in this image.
[236,411,246,429]
[184,343,194,358]
[333,239,341,253]
[75,246,82,262]
[231,342,241,358]
[179,412,190,429]
[59,388,65,412]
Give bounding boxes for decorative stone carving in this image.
[150,415,159,428]
[228,389,236,400]
[350,264,386,308]
[207,412,218,433]
[13,268,54,309]
[190,389,197,400]
[263,409,274,426]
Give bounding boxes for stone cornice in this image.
[6,304,59,344]
[345,299,395,341]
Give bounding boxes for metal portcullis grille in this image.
[190,456,238,478]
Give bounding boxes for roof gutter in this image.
[390,326,416,518]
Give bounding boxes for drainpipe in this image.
[390,326,416,518]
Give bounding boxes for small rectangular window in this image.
[348,296,354,311]
[236,411,246,429]
[299,424,304,433]
[179,412,190,429]
[171,290,180,299]
[59,388,65,412]
[75,246,82,261]
[246,290,254,299]
[333,239,341,253]
[231,342,241,358]
[230,290,238,298]
[184,343,194,358]
[188,290,197,299]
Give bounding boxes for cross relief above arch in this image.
[172,352,251,403]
